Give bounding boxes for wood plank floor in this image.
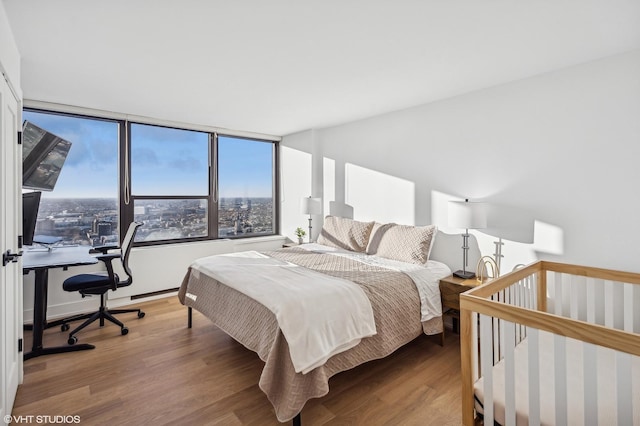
[14,296,463,425]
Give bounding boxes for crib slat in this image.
[623,283,633,333]
[554,334,568,426]
[493,314,500,364]
[514,282,520,343]
[561,273,570,317]
[528,329,541,426]
[554,272,563,316]
[583,341,598,426]
[586,278,595,324]
[532,272,539,312]
[537,270,546,312]
[604,280,614,328]
[472,311,479,380]
[616,351,633,425]
[593,278,605,326]
[569,275,579,320]
[518,280,525,339]
[504,321,516,425]
[480,314,494,424]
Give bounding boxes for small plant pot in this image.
[297,237,303,244]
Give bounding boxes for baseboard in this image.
[131,287,179,300]
[24,289,180,323]
[23,298,99,324]
[108,289,179,308]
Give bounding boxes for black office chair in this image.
[61,221,144,345]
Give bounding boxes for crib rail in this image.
[460,261,640,425]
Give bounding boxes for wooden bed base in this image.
[460,261,640,425]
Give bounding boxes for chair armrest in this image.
[91,244,119,254]
[95,253,121,264]
[95,253,121,290]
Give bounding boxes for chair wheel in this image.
[61,323,70,332]
[138,311,145,319]
[121,327,129,335]
[68,336,77,345]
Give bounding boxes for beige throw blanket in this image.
[190,251,376,374]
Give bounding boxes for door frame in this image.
[0,72,23,424]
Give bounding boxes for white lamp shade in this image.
[300,197,322,215]
[448,201,487,229]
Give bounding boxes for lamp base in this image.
[453,270,476,279]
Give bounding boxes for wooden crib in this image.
[460,261,640,425]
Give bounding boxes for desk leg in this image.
[24,268,94,361]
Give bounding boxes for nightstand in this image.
[439,275,484,333]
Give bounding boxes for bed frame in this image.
[460,261,640,425]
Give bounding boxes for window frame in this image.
[215,134,279,240]
[23,107,124,244]
[24,105,280,247]
[121,122,280,246]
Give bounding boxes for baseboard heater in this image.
[131,287,179,300]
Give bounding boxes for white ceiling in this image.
[4,0,640,137]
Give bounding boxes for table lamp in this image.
[448,199,487,279]
[300,196,321,243]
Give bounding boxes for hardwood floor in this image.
[14,297,463,425]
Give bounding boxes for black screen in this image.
[22,191,42,246]
[22,121,72,191]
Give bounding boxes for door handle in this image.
[2,250,23,267]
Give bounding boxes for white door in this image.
[0,74,22,422]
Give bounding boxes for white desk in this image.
[22,246,99,360]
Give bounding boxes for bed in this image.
[178,217,451,423]
[460,261,640,425]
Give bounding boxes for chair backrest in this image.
[119,221,143,285]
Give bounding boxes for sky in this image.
[23,111,274,199]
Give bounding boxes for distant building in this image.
[97,222,112,237]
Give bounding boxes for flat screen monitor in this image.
[22,191,42,246]
[22,120,72,191]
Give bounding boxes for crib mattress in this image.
[474,330,640,425]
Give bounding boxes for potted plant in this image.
[294,227,306,244]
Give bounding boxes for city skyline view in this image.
[33,196,274,245]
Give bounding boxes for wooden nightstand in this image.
[439,275,484,333]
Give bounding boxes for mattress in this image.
[474,330,640,425]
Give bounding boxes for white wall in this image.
[281,49,640,274]
[22,236,285,322]
[279,130,325,243]
[0,2,20,94]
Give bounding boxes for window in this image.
[129,123,210,243]
[217,136,275,237]
[23,109,279,247]
[22,110,120,246]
